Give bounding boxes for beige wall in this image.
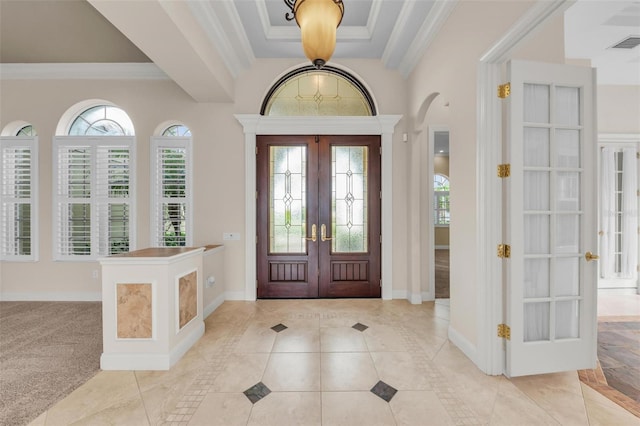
[598,85,640,134]
[407,0,566,347]
[0,59,410,302]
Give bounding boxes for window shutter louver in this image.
[151,137,192,247]
[1,137,38,260]
[54,137,135,260]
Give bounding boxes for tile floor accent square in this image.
[243,382,271,404]
[352,322,369,332]
[371,380,398,402]
[271,323,288,333]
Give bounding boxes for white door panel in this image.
[505,60,597,377]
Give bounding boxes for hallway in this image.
[29,299,638,425]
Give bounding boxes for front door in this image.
[257,135,381,298]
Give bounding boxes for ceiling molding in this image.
[382,0,420,68]
[0,63,169,80]
[187,1,254,77]
[398,0,458,78]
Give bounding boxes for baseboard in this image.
[409,293,423,305]
[225,291,246,301]
[0,292,102,302]
[598,288,639,295]
[448,325,478,366]
[422,291,434,302]
[392,290,408,300]
[101,321,204,371]
[204,293,225,318]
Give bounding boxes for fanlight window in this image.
[162,125,192,137]
[262,65,375,117]
[69,105,134,136]
[16,125,37,137]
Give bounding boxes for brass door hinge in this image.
[497,244,511,258]
[498,83,511,99]
[497,164,511,178]
[498,324,511,340]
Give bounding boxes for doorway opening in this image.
[433,132,450,300]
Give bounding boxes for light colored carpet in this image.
[0,302,102,426]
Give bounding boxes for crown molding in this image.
[0,63,169,80]
[398,0,458,78]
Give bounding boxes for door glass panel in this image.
[556,129,580,168]
[556,214,580,254]
[524,84,550,123]
[555,257,579,296]
[524,172,549,210]
[555,87,580,126]
[556,172,580,211]
[332,146,368,253]
[556,300,580,339]
[270,146,306,253]
[524,215,549,254]
[524,302,550,342]
[524,128,549,167]
[524,258,550,298]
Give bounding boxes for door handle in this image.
[304,224,317,242]
[585,251,599,262]
[321,224,333,242]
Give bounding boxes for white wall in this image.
[598,85,640,134]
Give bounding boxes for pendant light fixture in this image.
[285,0,344,69]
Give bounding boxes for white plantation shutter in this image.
[53,137,135,260]
[150,137,192,247]
[1,137,38,260]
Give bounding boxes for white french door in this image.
[505,60,597,377]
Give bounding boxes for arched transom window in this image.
[261,65,376,117]
[69,105,134,136]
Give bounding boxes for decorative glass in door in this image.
[270,146,307,253]
[332,146,368,253]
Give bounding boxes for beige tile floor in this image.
[29,299,640,426]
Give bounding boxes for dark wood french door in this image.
[257,135,381,298]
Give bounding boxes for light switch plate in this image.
[223,232,241,241]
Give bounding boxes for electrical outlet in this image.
[223,232,241,241]
[92,269,99,279]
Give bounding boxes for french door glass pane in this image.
[556,300,580,339]
[524,302,550,342]
[332,146,368,253]
[556,172,580,211]
[524,172,550,211]
[524,258,550,298]
[524,215,549,254]
[270,146,306,253]
[556,129,580,168]
[524,84,550,123]
[555,87,580,126]
[555,257,580,296]
[524,128,550,167]
[556,214,580,253]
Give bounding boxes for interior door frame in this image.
[236,115,402,301]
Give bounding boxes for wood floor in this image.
[435,249,450,299]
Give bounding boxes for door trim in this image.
[235,115,402,301]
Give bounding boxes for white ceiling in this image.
[565,0,640,85]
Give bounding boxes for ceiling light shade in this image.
[285,0,344,69]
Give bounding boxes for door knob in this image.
[304,224,317,242]
[321,224,333,242]
[585,251,599,262]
